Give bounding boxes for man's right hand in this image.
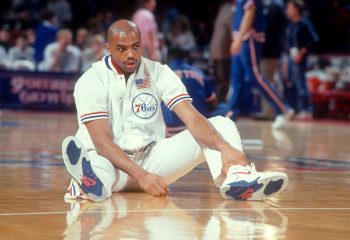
[137,172,169,197]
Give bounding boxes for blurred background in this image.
[0,0,349,120]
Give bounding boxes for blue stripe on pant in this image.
[229,38,289,115]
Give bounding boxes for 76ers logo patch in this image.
[132,93,158,119]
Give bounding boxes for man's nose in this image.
[125,48,134,58]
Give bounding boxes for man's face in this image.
[148,0,157,12]
[106,31,142,73]
[286,3,298,20]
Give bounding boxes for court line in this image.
[1,207,350,216]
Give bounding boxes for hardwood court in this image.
[0,110,349,240]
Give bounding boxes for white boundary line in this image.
[1,207,350,216]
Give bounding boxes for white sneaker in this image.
[220,163,289,200]
[272,115,288,129]
[272,109,295,129]
[62,136,106,202]
[64,178,89,200]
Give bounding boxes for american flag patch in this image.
[135,77,151,89]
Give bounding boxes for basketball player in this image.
[229,0,294,128]
[62,19,288,202]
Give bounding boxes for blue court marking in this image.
[0,152,64,167]
[0,159,64,167]
[247,154,350,170]
[0,121,22,127]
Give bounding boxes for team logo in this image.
[132,93,158,119]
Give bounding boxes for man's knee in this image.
[208,116,237,130]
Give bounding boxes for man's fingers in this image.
[153,184,166,197]
[148,186,161,197]
[157,177,170,196]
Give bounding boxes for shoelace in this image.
[249,163,257,172]
[227,162,257,175]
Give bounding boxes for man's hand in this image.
[137,172,170,197]
[230,40,242,55]
[219,142,249,174]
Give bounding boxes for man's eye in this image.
[133,45,141,50]
[117,48,125,52]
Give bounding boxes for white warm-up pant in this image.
[86,116,243,200]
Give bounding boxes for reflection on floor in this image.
[0,111,350,239]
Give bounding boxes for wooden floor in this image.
[0,110,350,240]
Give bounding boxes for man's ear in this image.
[105,43,111,54]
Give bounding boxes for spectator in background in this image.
[0,26,11,51]
[47,0,72,27]
[75,27,89,51]
[169,15,197,51]
[0,45,7,69]
[285,0,313,120]
[7,34,35,71]
[39,28,81,73]
[34,10,59,66]
[209,0,234,103]
[162,48,232,137]
[81,34,107,72]
[259,0,285,119]
[132,0,160,61]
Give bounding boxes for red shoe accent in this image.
[240,188,253,199]
[81,176,96,187]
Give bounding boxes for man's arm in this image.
[231,2,257,55]
[173,101,248,172]
[85,119,169,197]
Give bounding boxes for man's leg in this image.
[140,116,288,200]
[241,39,288,115]
[259,57,280,118]
[292,61,313,114]
[213,58,231,102]
[62,136,118,202]
[228,55,245,115]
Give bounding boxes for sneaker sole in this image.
[220,173,289,200]
[62,136,106,202]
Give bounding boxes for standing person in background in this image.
[168,15,197,51]
[209,0,235,103]
[132,0,160,61]
[34,10,58,66]
[39,29,81,73]
[285,0,313,120]
[229,0,294,129]
[259,0,285,119]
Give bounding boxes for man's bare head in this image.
[106,19,143,74]
[107,20,141,43]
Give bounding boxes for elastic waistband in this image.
[124,141,156,156]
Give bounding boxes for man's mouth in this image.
[125,61,137,67]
